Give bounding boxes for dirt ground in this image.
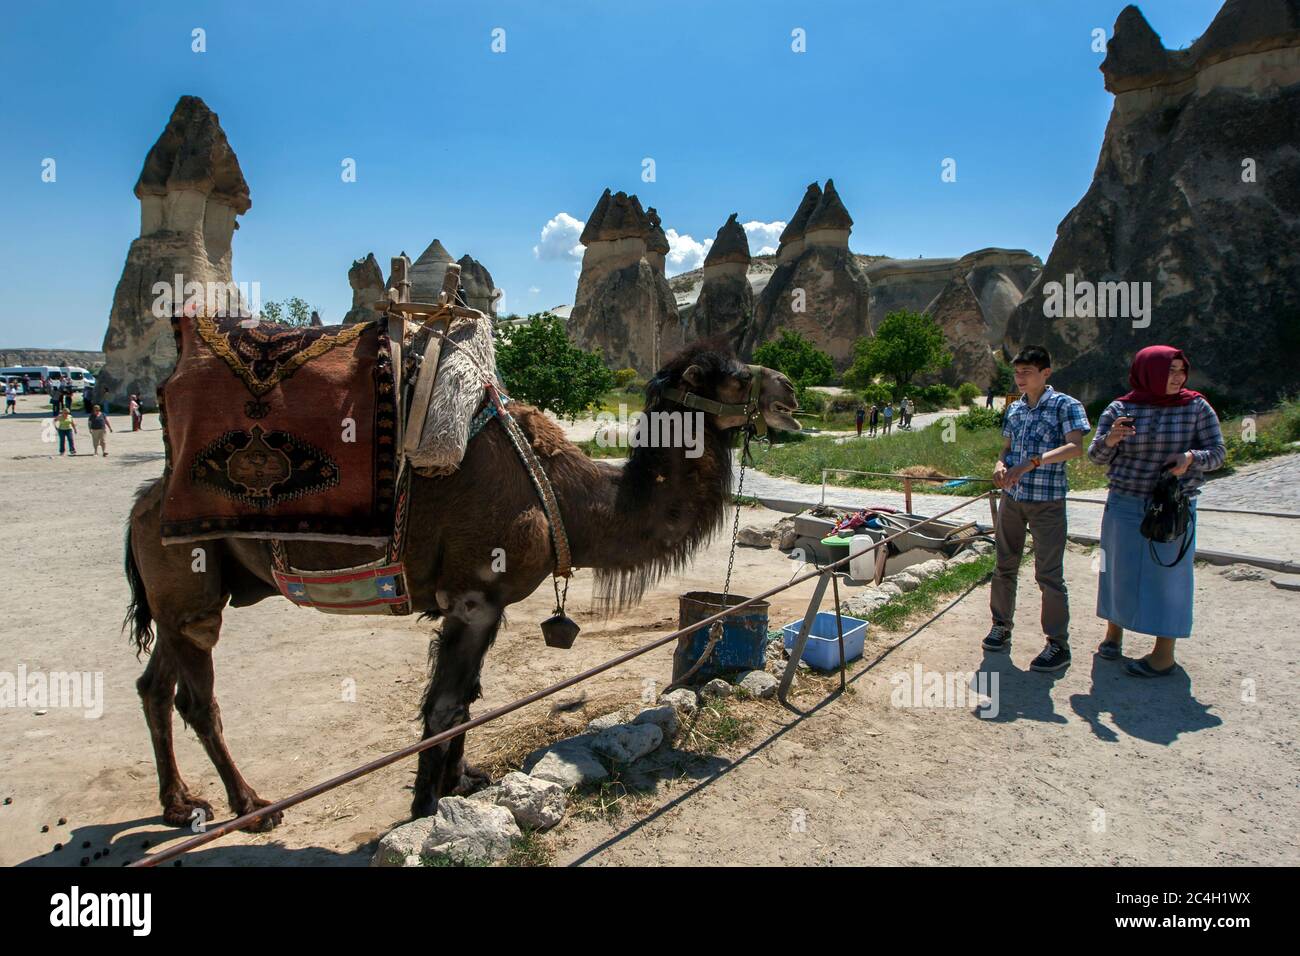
[1,396,1296,867]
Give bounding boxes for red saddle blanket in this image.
[158,314,399,545]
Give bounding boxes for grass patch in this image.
[574,437,629,460]
[679,697,755,756]
[505,829,555,867]
[869,553,996,632]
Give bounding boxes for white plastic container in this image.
[849,533,878,581]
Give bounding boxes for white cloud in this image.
[743,220,785,258]
[665,229,713,276]
[533,212,585,261]
[528,286,540,294]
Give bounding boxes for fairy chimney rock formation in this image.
[744,179,871,367]
[803,179,853,248]
[775,182,821,264]
[409,239,455,303]
[691,214,754,350]
[1005,0,1300,405]
[343,252,386,324]
[645,207,670,274]
[456,254,499,315]
[568,189,683,373]
[99,95,250,409]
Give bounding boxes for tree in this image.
[845,310,951,395]
[752,329,835,391]
[260,297,315,326]
[494,313,615,419]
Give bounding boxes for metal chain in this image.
[720,428,751,607]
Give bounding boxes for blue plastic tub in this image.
[781,612,869,671]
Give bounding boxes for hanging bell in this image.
[541,612,579,649]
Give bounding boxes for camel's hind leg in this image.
[137,640,215,827]
[411,597,502,818]
[169,619,284,831]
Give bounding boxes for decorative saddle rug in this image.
[158,314,399,545]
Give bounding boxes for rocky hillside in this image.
[0,349,105,369]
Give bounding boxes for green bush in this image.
[494,313,615,418]
[612,367,637,388]
[957,382,982,405]
[754,330,836,390]
[859,383,893,407]
[956,406,1003,431]
[911,383,956,410]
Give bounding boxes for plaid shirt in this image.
[1087,397,1225,498]
[1001,386,1090,501]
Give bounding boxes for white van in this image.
[0,365,96,394]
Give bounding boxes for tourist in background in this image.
[986,384,996,409]
[855,403,865,437]
[4,381,16,415]
[1088,345,1225,677]
[130,394,142,431]
[55,407,78,455]
[50,387,62,414]
[87,403,113,457]
[901,396,914,429]
[868,402,880,437]
[983,346,1089,672]
[882,401,895,435]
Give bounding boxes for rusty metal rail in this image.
[131,488,995,867]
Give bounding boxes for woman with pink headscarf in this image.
[1087,346,1225,677]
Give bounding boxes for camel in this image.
[123,341,799,827]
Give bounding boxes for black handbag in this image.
[1141,466,1195,567]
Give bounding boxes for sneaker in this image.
[1031,641,1071,672]
[982,625,1012,652]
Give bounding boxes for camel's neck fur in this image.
[563,397,736,612]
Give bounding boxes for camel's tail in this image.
[123,523,155,658]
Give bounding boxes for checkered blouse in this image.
[1087,397,1226,498]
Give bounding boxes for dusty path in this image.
[1,396,1295,867]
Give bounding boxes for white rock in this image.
[524,736,609,788]
[911,559,947,578]
[1222,565,1267,581]
[592,723,662,763]
[876,582,903,598]
[658,688,699,714]
[496,771,567,830]
[584,710,627,734]
[970,539,995,555]
[421,796,519,864]
[737,670,778,700]
[949,549,981,565]
[890,572,922,593]
[632,704,679,742]
[737,525,776,548]
[701,678,733,698]
[372,816,437,867]
[1270,574,1300,592]
[466,785,503,804]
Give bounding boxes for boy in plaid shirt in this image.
[983,346,1090,671]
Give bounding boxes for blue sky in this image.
[0,0,1224,349]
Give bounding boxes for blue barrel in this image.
[673,591,770,684]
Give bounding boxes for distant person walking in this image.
[87,403,113,457]
[882,402,894,435]
[55,408,78,455]
[900,396,913,429]
[1088,345,1225,677]
[129,394,142,431]
[855,404,866,437]
[868,403,880,437]
[4,382,16,415]
[986,384,996,409]
[60,377,75,411]
[50,387,62,414]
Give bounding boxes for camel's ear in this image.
[682,364,705,388]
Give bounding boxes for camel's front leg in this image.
[411,593,502,819]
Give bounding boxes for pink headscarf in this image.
[1117,345,1203,407]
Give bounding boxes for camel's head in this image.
[651,342,801,434]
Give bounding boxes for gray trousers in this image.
[990,496,1069,643]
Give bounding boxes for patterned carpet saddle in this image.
[158,314,399,545]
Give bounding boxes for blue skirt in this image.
[1096,490,1197,638]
